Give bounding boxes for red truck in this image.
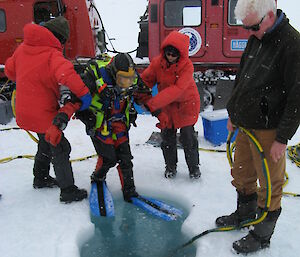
[0,0,106,124]
[0,0,252,124]
[137,0,251,109]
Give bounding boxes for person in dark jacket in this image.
[5,16,92,203]
[215,0,300,254]
[78,53,142,202]
[141,31,201,179]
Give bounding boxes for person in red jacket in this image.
[141,31,201,179]
[5,16,92,203]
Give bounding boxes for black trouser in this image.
[34,134,74,189]
[161,126,199,172]
[91,138,136,194]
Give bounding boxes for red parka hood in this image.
[160,31,190,60]
[23,23,62,51]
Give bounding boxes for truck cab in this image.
[0,0,107,124]
[0,0,106,76]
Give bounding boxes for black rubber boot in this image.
[215,191,257,227]
[164,165,177,178]
[189,166,201,179]
[33,153,56,188]
[120,167,139,202]
[233,208,281,254]
[60,185,88,203]
[123,187,139,202]
[33,175,58,189]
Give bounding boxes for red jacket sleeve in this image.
[49,51,89,98]
[4,54,17,81]
[147,61,195,111]
[140,58,158,89]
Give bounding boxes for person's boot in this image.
[33,175,59,189]
[232,208,281,254]
[33,158,58,188]
[90,172,106,183]
[215,191,257,227]
[189,165,201,179]
[60,185,88,203]
[164,165,177,178]
[123,187,139,202]
[118,166,139,202]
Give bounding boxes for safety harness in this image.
[84,56,134,141]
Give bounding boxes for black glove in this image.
[52,112,69,131]
[81,71,97,94]
[129,106,137,127]
[75,110,96,135]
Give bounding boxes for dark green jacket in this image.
[227,10,300,144]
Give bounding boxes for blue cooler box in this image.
[200,109,234,146]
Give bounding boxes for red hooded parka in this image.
[141,31,200,129]
[5,23,89,133]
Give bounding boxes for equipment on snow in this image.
[145,131,198,148]
[287,143,300,168]
[89,181,183,221]
[89,181,115,217]
[130,195,183,221]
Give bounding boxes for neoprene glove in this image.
[79,93,92,111]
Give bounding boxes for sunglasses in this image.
[242,16,265,31]
[165,51,179,58]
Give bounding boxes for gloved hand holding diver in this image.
[45,93,92,147]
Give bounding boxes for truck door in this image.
[0,1,33,66]
[161,0,205,58]
[222,0,250,57]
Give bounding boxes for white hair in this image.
[235,0,276,21]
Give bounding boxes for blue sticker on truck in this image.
[231,39,248,51]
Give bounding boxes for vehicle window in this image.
[34,1,59,24]
[228,0,242,25]
[183,6,201,26]
[165,0,202,27]
[0,9,6,32]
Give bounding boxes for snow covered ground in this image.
[1,116,300,257]
[1,1,300,257]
